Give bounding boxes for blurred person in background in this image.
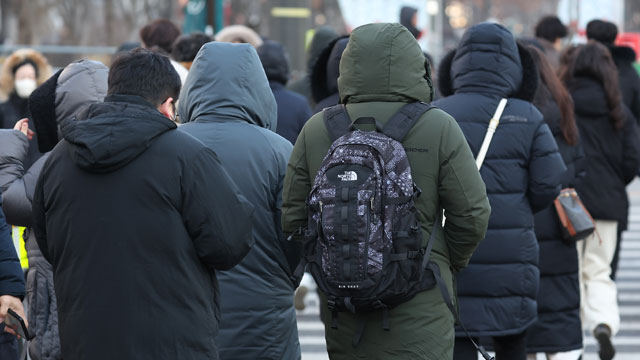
[587,19,640,126]
[310,35,348,113]
[179,41,300,359]
[214,24,263,48]
[140,19,189,84]
[0,59,108,360]
[524,44,585,360]
[0,49,52,169]
[435,22,566,360]
[534,16,569,70]
[400,6,422,40]
[288,26,339,108]
[257,40,312,145]
[559,42,640,360]
[0,194,27,360]
[172,32,212,70]
[112,41,141,63]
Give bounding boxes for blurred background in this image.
[0,0,639,75]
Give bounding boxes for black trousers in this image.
[454,332,527,360]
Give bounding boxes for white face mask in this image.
[14,78,37,98]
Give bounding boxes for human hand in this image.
[13,118,34,140]
[0,295,28,337]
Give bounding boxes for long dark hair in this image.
[559,42,625,130]
[526,44,578,145]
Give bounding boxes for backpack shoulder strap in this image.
[382,102,436,142]
[323,104,352,142]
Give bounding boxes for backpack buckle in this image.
[327,299,338,311]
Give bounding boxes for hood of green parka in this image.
[338,23,432,104]
[178,42,277,130]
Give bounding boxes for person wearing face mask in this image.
[0,49,52,169]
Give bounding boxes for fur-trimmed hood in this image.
[0,49,52,101]
[438,22,538,101]
[215,25,263,48]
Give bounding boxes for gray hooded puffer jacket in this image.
[0,60,108,360]
[178,42,300,360]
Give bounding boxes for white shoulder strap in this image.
[475,98,507,170]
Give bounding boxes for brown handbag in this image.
[553,188,596,242]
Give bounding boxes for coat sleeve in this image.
[0,130,38,226]
[181,148,255,271]
[0,195,25,299]
[271,141,300,280]
[281,124,311,242]
[32,164,50,262]
[527,122,566,213]
[438,116,491,272]
[622,112,640,183]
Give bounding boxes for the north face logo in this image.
[337,171,358,181]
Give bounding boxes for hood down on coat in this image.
[214,25,263,48]
[0,49,52,101]
[29,60,108,153]
[178,42,277,131]
[257,40,290,85]
[60,95,176,173]
[338,23,433,104]
[438,22,538,101]
[310,35,349,104]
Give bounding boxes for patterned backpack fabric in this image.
[298,102,438,339]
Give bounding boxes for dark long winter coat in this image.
[32,94,255,360]
[0,60,108,360]
[257,40,312,145]
[609,45,640,122]
[434,22,566,337]
[569,77,640,231]
[178,42,300,360]
[525,87,585,353]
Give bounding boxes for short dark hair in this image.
[172,33,212,62]
[586,19,618,45]
[535,16,568,42]
[108,48,181,107]
[140,19,181,54]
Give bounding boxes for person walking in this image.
[257,40,312,145]
[559,42,640,360]
[282,22,491,359]
[523,45,585,360]
[534,16,569,70]
[0,49,52,169]
[435,22,566,360]
[32,48,255,360]
[0,59,109,360]
[140,19,189,84]
[586,19,640,125]
[288,26,339,108]
[178,41,301,360]
[310,35,349,113]
[0,194,27,360]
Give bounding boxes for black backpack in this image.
[292,102,493,359]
